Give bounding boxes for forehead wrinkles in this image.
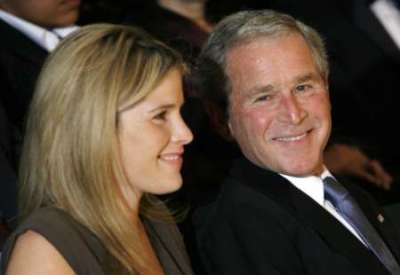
[226,45,249,92]
[224,35,294,116]
[225,41,272,105]
[226,34,321,93]
[225,46,251,117]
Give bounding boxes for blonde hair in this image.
[19,23,185,274]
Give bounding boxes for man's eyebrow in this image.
[295,73,319,83]
[247,84,274,97]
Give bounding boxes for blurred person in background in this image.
[125,0,213,64]
[0,0,80,224]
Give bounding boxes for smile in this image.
[160,154,182,161]
[159,153,184,171]
[273,131,308,142]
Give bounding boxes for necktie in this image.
[323,177,400,274]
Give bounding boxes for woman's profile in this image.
[0,24,194,275]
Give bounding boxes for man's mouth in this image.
[273,130,312,142]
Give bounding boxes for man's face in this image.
[226,33,331,176]
[1,0,80,28]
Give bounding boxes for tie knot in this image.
[323,177,349,206]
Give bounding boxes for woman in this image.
[0,24,194,275]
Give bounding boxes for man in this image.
[231,0,400,198]
[0,0,80,222]
[192,10,400,274]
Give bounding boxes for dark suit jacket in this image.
[0,19,48,133]
[0,101,17,221]
[0,19,48,220]
[192,157,400,275]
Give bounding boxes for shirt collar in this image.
[0,9,78,52]
[280,167,334,206]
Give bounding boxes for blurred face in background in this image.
[118,68,193,204]
[174,0,208,4]
[0,0,80,28]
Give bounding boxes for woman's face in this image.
[118,68,193,204]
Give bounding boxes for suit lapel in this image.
[289,185,388,274]
[233,158,389,275]
[374,212,400,263]
[342,177,400,263]
[0,19,48,65]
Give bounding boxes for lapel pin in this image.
[377,213,385,223]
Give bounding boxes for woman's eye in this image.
[153,111,167,121]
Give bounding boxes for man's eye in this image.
[296,84,312,93]
[254,94,272,103]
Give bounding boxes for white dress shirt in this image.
[370,0,400,50]
[0,9,78,52]
[281,169,366,246]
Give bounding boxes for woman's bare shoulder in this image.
[4,230,75,275]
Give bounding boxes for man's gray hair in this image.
[200,9,329,92]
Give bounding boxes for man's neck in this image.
[0,3,12,13]
[0,2,24,19]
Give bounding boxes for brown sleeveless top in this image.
[0,207,194,275]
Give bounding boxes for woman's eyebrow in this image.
[148,103,176,113]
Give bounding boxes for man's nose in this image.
[277,94,307,124]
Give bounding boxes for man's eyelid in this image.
[254,93,272,102]
[295,81,314,90]
[250,88,275,102]
[297,83,311,89]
